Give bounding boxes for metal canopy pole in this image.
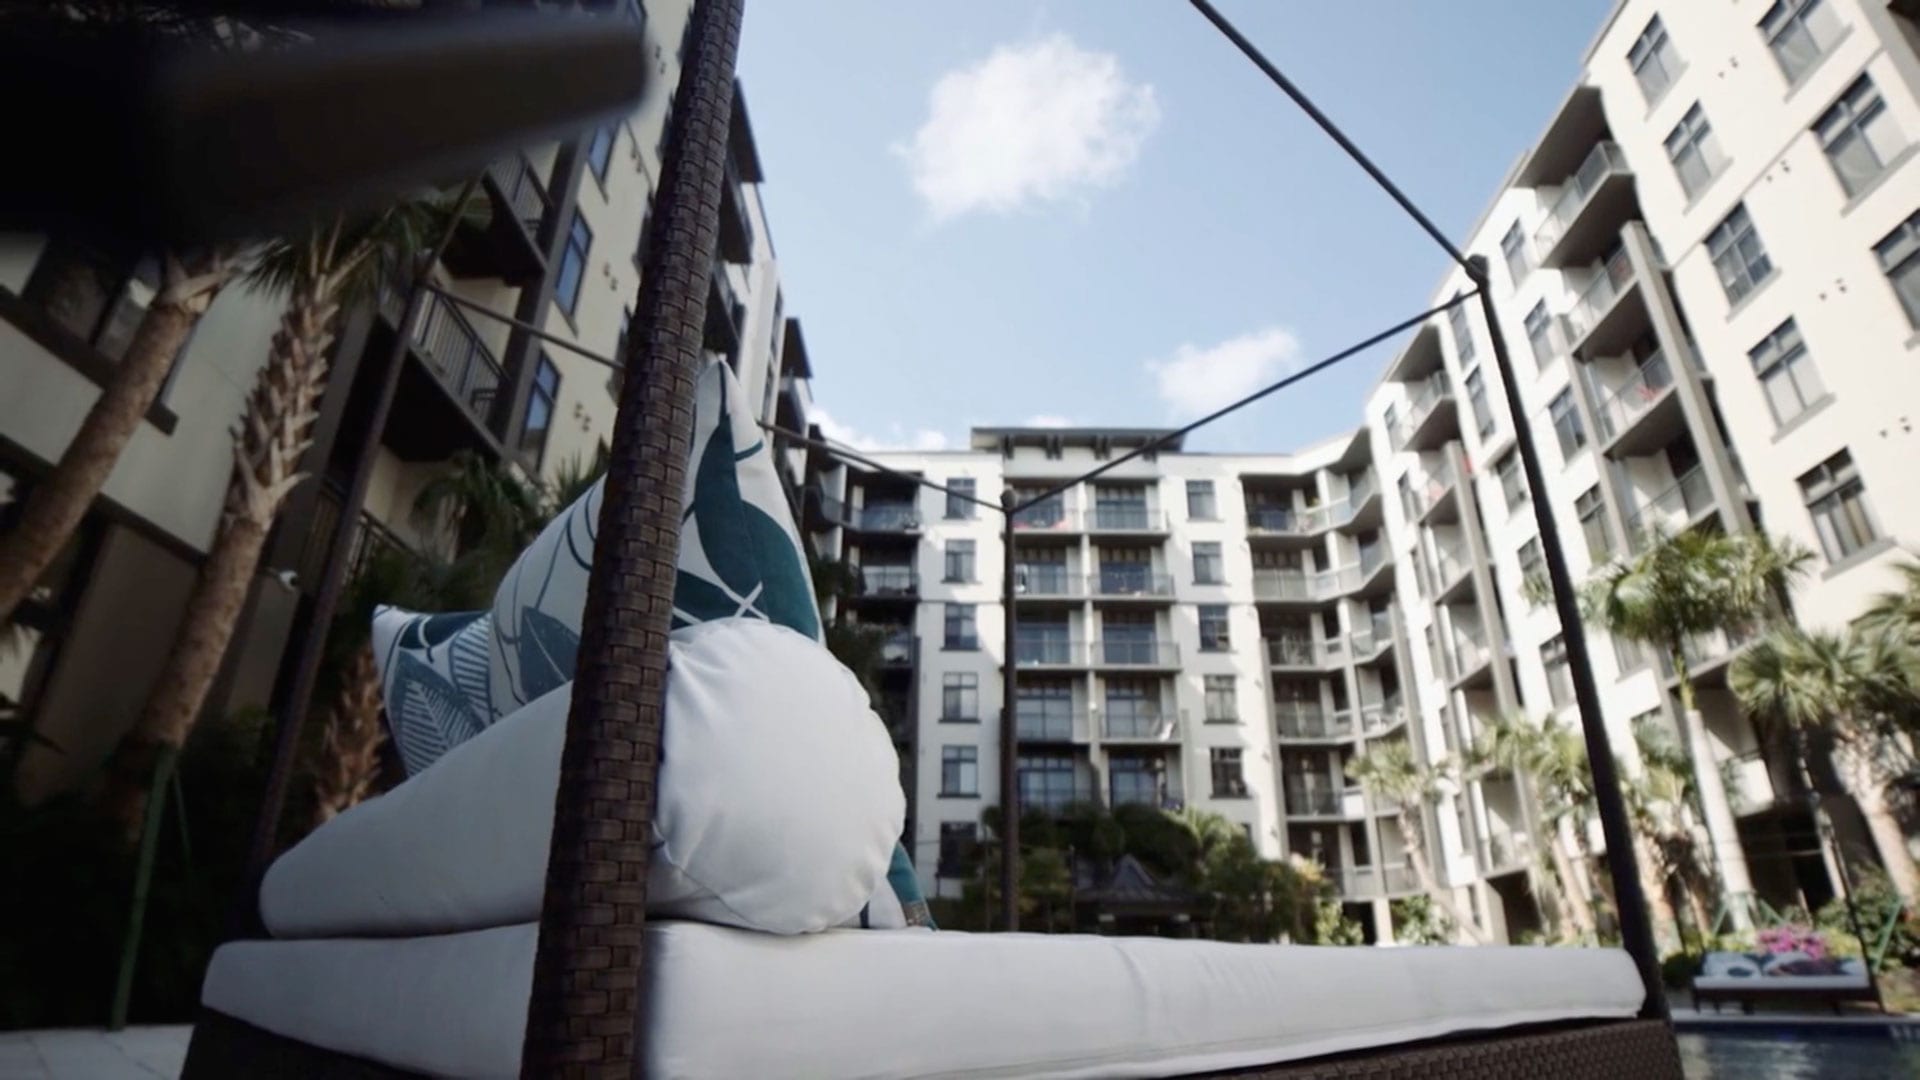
[999,491,1020,931]
[1468,258,1666,1020]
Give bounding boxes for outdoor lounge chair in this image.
[178,1,1684,1075]
[1691,951,1879,1015]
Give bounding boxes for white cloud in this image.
[897,35,1160,221]
[813,407,951,452]
[1146,328,1303,418]
[1024,414,1076,428]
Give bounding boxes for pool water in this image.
[1677,1029,1920,1078]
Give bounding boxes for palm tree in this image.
[105,195,480,841]
[411,449,547,571]
[1619,718,1713,946]
[0,249,240,628]
[1576,529,1813,926]
[1731,625,1920,904]
[1862,557,1920,645]
[1346,740,1490,944]
[1470,715,1597,940]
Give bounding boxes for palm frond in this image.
[245,186,490,305]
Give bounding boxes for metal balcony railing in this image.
[487,153,553,237]
[1359,697,1407,735]
[301,481,410,588]
[853,502,921,532]
[1089,572,1175,599]
[1014,636,1083,667]
[1403,464,1457,522]
[1284,779,1352,817]
[1247,506,1310,535]
[1452,635,1492,678]
[1251,565,1363,602]
[1625,465,1714,547]
[1266,636,1336,668]
[1349,621,1394,657]
[1566,247,1635,346]
[1099,709,1182,741]
[1343,863,1420,898]
[1273,701,1342,739]
[1089,506,1166,532]
[1093,639,1180,666]
[1594,350,1674,444]
[405,289,507,439]
[1532,141,1630,256]
[856,565,917,596]
[1016,709,1091,742]
[1013,565,1081,597]
[1011,502,1073,531]
[1431,541,1472,590]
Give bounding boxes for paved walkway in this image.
[0,1027,189,1080]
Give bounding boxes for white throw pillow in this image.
[261,618,902,937]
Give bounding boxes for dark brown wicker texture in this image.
[516,0,744,1075]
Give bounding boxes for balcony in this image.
[381,288,509,457]
[1358,697,1408,736]
[1349,622,1395,661]
[1563,248,1642,357]
[716,155,755,264]
[1430,541,1475,604]
[1266,636,1343,670]
[853,565,917,599]
[1340,475,1383,531]
[442,154,551,285]
[1341,863,1421,899]
[1015,637,1085,669]
[845,501,922,534]
[704,266,743,354]
[1656,622,1760,686]
[1088,572,1176,602]
[1479,826,1535,874]
[1251,565,1365,604]
[1013,566,1084,600]
[1594,351,1684,457]
[1451,634,1494,689]
[1404,464,1460,526]
[1011,502,1076,533]
[1274,702,1353,741]
[1532,142,1637,270]
[1624,466,1715,549]
[1389,370,1459,452]
[1284,779,1365,819]
[1087,506,1169,535]
[298,481,410,591]
[1725,748,1778,815]
[879,631,917,669]
[1099,709,1182,743]
[1024,779,1101,815]
[1246,506,1315,538]
[1016,709,1093,743]
[1247,482,1379,539]
[1092,639,1180,669]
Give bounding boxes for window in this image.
[1549,389,1587,460]
[1109,755,1161,808]
[1186,479,1218,520]
[1210,748,1248,798]
[1199,604,1231,652]
[937,823,977,877]
[1204,675,1238,723]
[1815,77,1907,197]
[944,539,975,583]
[1193,542,1225,585]
[1748,320,1826,427]
[1761,0,1845,83]
[554,210,592,317]
[940,746,979,797]
[586,126,616,183]
[1500,220,1531,284]
[1496,451,1528,512]
[1542,635,1574,710]
[1464,367,1495,438]
[944,604,978,650]
[1628,16,1681,103]
[945,478,976,520]
[1017,679,1075,739]
[1706,205,1774,304]
[1877,211,1920,327]
[21,239,161,364]
[1799,450,1880,562]
[942,673,978,722]
[1021,752,1085,812]
[1664,104,1726,198]
[520,353,560,469]
[1447,295,1476,364]
[1524,301,1556,369]
[1576,486,1612,562]
[1518,538,1546,607]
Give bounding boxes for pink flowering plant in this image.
[1755,925,1828,959]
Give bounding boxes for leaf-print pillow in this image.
[368,608,494,775]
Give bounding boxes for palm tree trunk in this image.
[105,275,338,844]
[311,644,387,829]
[1671,649,1754,929]
[0,251,235,625]
[1833,737,1920,904]
[1396,809,1489,945]
[1633,833,1682,951]
[1544,826,1597,938]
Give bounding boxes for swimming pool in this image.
[1677,1025,1920,1078]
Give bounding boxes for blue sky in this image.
[738,1,1615,452]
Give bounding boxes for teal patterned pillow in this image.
[368,609,494,776]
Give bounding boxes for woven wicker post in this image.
[518,0,743,1075]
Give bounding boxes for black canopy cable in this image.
[1185,0,1668,1023]
[758,422,1003,512]
[1012,293,1475,512]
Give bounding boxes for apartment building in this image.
[833,428,1426,938]
[0,0,820,803]
[834,0,1920,944]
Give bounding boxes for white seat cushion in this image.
[262,619,902,938]
[203,923,1645,1080]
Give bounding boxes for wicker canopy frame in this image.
[182,0,1684,1075]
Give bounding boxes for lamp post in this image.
[1000,489,1021,931]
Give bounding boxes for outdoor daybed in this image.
[1692,951,1878,1015]
[181,1,1682,1076]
